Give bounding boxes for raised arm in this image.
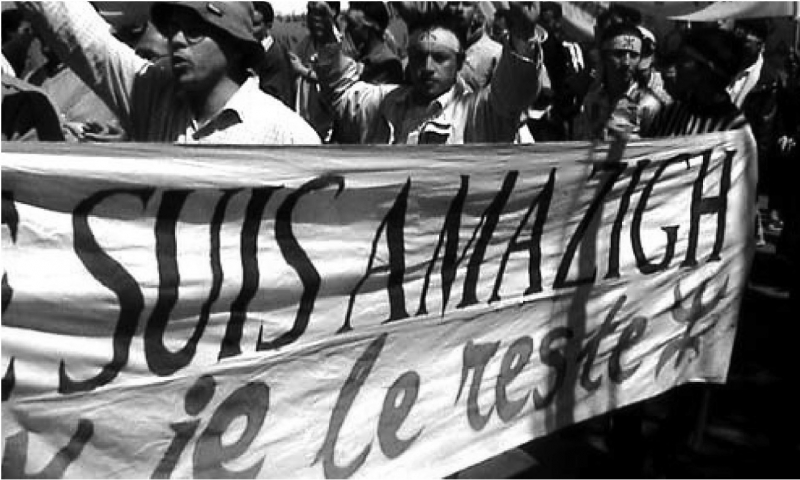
[469,3,547,141]
[18,1,150,130]
[307,1,396,143]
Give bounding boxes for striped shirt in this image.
[21,1,321,145]
[643,100,747,137]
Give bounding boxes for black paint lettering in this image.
[152,375,216,479]
[377,371,422,459]
[259,176,344,350]
[554,163,625,289]
[606,162,647,279]
[342,181,410,333]
[459,171,518,308]
[2,190,18,313]
[219,187,280,361]
[681,149,734,267]
[496,336,532,422]
[533,327,573,409]
[315,334,387,479]
[147,190,237,375]
[194,382,270,479]
[63,189,152,394]
[491,169,556,302]
[2,358,14,402]
[609,316,647,384]
[578,296,625,392]
[152,422,199,479]
[417,176,469,316]
[2,419,93,478]
[455,339,500,431]
[631,158,682,274]
[145,190,189,375]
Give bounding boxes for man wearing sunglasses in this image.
[18,1,320,144]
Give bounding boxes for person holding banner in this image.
[18,1,321,144]
[644,28,749,137]
[310,1,548,144]
[571,22,661,142]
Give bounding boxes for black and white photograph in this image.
[2,1,798,478]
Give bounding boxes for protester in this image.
[25,33,125,142]
[776,49,800,258]
[19,1,320,144]
[252,1,294,107]
[311,1,547,145]
[527,1,586,141]
[644,28,748,137]
[344,2,404,85]
[731,19,783,239]
[633,28,752,476]
[1,7,33,77]
[571,22,661,141]
[289,1,341,142]
[2,72,64,141]
[636,25,671,107]
[449,2,502,91]
[131,21,171,61]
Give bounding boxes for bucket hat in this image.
[151,2,259,48]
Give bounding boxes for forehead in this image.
[408,27,461,54]
[604,34,642,54]
[169,7,205,26]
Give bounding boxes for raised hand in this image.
[494,1,547,44]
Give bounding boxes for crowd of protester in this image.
[2,0,799,475]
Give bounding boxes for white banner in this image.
[1,130,756,478]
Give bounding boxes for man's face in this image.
[448,2,483,42]
[344,9,372,54]
[673,49,721,103]
[164,9,231,93]
[735,27,764,65]
[252,9,271,41]
[407,27,461,103]
[135,22,169,61]
[602,34,641,90]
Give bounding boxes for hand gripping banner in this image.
[1,130,756,479]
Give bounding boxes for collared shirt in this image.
[728,52,764,109]
[1,54,16,77]
[315,42,544,145]
[572,80,662,141]
[21,1,320,145]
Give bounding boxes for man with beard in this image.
[19,1,320,144]
[311,1,547,145]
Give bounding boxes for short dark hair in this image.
[682,27,746,86]
[348,2,390,33]
[540,2,563,19]
[253,2,274,24]
[408,8,467,50]
[597,4,642,33]
[734,18,769,41]
[1,9,26,44]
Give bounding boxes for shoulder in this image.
[248,89,321,143]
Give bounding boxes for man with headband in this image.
[309,1,548,144]
[572,22,661,141]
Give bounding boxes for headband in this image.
[408,27,462,54]
[602,34,642,54]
